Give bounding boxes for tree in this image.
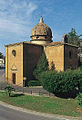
[67,28,79,45]
[33,52,49,80]
[0,52,4,59]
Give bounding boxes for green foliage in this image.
[76,93,82,106]
[4,85,15,97]
[0,52,4,59]
[28,80,41,87]
[67,28,79,45]
[39,69,82,98]
[79,65,82,70]
[33,52,49,80]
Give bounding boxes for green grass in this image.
[0,91,82,117]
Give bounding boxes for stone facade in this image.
[23,43,43,86]
[44,44,64,71]
[5,43,23,86]
[64,44,78,70]
[5,42,43,86]
[44,43,78,71]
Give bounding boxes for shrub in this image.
[79,65,82,70]
[39,69,82,98]
[4,85,15,97]
[28,80,41,87]
[76,93,82,106]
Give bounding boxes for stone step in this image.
[0,82,54,97]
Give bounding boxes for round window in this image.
[12,50,16,57]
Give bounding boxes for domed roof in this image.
[31,16,52,38]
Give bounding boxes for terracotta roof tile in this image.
[48,41,62,45]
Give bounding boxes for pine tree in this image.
[67,28,79,45]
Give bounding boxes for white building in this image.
[0,59,4,67]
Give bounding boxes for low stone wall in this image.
[0,82,54,97]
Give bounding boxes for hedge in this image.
[28,80,41,87]
[39,69,82,98]
[76,93,82,106]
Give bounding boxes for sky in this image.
[0,0,82,54]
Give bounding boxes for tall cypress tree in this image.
[33,52,49,79]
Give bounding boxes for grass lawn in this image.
[0,91,82,117]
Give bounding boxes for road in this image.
[0,104,75,120]
[0,69,5,82]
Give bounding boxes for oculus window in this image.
[12,50,16,57]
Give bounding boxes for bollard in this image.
[39,90,41,95]
[31,91,32,94]
[23,87,24,93]
[49,92,50,96]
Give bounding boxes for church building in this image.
[5,17,78,87]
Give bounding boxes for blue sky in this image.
[0,0,82,54]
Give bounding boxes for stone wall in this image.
[23,43,43,84]
[44,44,78,71]
[44,44,64,71]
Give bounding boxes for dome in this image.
[30,16,52,45]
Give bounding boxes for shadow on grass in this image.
[54,90,80,99]
[11,94,24,97]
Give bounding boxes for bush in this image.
[28,80,41,87]
[4,85,15,97]
[39,69,82,98]
[79,65,82,70]
[76,93,82,106]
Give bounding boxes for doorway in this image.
[12,73,16,84]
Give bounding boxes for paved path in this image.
[0,101,81,120]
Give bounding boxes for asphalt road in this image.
[0,104,73,120]
[0,69,5,82]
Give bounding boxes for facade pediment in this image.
[11,65,17,71]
